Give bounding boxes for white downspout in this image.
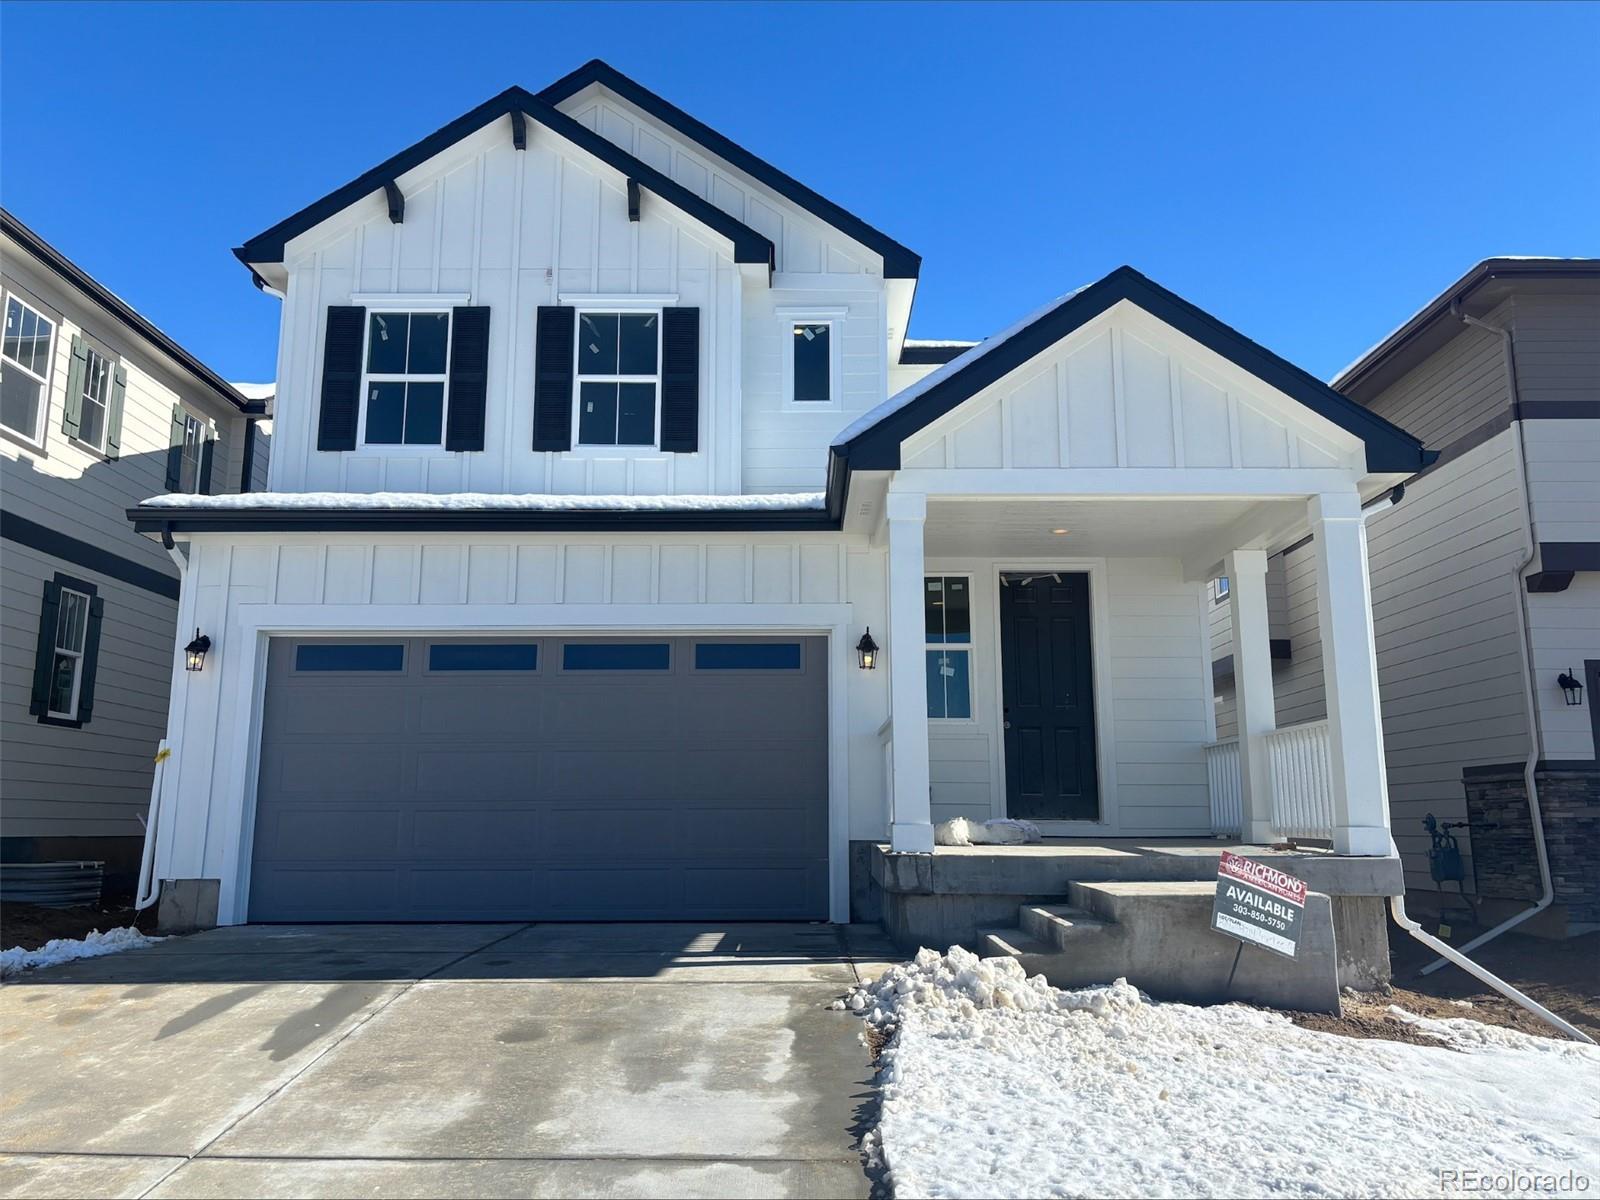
[1355,485,1590,1042]
[1416,303,1556,972]
[135,540,191,911]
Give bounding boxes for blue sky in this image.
[3,1,1595,385]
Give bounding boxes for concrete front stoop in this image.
[980,880,1343,1014]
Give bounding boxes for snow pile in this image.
[853,948,1600,1199]
[137,490,827,513]
[934,817,1042,846]
[0,927,161,979]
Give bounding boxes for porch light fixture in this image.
[1050,528,1070,535]
[1557,669,1583,706]
[184,629,211,672]
[855,628,879,670]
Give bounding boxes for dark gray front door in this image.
[1000,574,1100,820]
[248,636,829,922]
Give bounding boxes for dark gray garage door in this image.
[248,636,829,922]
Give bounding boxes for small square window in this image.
[1213,577,1231,605]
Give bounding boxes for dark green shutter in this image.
[198,431,215,495]
[531,306,575,451]
[659,307,700,452]
[105,364,127,458]
[444,306,491,452]
[165,405,186,491]
[28,579,63,716]
[76,596,104,724]
[317,306,366,451]
[61,336,88,439]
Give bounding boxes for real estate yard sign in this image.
[1211,851,1307,959]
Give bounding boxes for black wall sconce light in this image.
[1557,668,1583,706]
[184,629,212,672]
[855,628,879,670]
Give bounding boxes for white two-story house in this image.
[1,209,268,901]
[129,62,1431,978]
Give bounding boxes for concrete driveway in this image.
[0,922,899,1199]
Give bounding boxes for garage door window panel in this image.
[562,642,671,671]
[693,642,804,671]
[294,643,406,672]
[428,643,539,672]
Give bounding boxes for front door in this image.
[999,573,1099,820]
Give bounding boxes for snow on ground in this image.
[136,490,826,512]
[849,948,1600,1200]
[0,927,161,980]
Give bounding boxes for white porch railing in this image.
[1264,719,1334,840]
[1204,737,1241,836]
[1203,719,1335,842]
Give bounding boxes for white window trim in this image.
[46,586,90,721]
[1212,576,1231,605]
[779,309,845,412]
[925,573,976,723]
[354,307,453,455]
[570,308,664,455]
[71,343,114,454]
[0,290,56,449]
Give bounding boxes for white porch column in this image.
[1309,492,1392,856]
[886,492,933,853]
[1225,548,1278,844]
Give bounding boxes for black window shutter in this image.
[105,364,128,458]
[317,306,366,451]
[198,431,215,495]
[62,336,88,439]
[444,306,491,452]
[165,405,186,490]
[532,306,575,451]
[659,307,700,453]
[76,596,105,724]
[28,579,63,716]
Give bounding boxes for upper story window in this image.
[792,323,831,404]
[361,311,449,446]
[177,411,206,493]
[780,308,843,410]
[1,293,56,444]
[575,310,659,447]
[75,345,114,451]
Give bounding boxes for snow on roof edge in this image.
[138,490,827,513]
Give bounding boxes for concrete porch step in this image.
[981,879,1342,1013]
[1018,903,1113,950]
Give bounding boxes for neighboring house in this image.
[1212,259,1600,932]
[127,61,1430,963]
[0,210,268,898]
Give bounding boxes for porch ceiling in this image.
[922,496,1305,560]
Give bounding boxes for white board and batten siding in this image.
[898,302,1366,476]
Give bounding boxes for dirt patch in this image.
[0,901,157,951]
[1283,926,1599,1045]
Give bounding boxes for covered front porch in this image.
[873,483,1398,862]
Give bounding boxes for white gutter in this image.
[135,541,192,911]
[1416,303,1556,972]
[1357,482,1590,1043]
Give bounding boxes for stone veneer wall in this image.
[1465,763,1600,924]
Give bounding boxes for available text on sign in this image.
[1210,850,1307,959]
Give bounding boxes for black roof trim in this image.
[899,342,977,366]
[2,209,247,413]
[129,505,837,536]
[1335,258,1600,396]
[539,60,921,279]
[234,87,774,270]
[832,266,1435,476]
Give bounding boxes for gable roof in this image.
[1333,257,1600,402]
[831,266,1435,476]
[539,59,921,280]
[234,87,774,274]
[2,209,249,413]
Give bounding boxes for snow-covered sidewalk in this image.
[0,927,161,980]
[851,948,1600,1199]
